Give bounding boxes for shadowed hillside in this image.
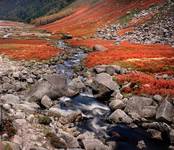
[0,0,74,22]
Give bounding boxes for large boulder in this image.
[90,81,112,101]
[94,65,106,73]
[60,131,80,148]
[95,73,119,91]
[105,66,116,75]
[1,141,20,150]
[91,73,120,101]
[28,74,76,102]
[124,96,155,119]
[15,101,40,113]
[109,99,125,110]
[82,138,110,150]
[78,132,110,150]
[109,109,133,124]
[68,77,85,94]
[1,94,20,105]
[93,44,108,51]
[41,95,53,109]
[156,99,174,123]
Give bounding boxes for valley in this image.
[0,0,174,150]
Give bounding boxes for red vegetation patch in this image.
[0,39,59,60]
[117,27,134,36]
[83,40,174,68]
[116,72,174,96]
[117,58,174,74]
[0,39,47,45]
[40,0,164,37]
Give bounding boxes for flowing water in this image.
[56,40,170,150]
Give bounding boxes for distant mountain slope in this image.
[0,0,74,22]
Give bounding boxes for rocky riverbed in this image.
[0,38,173,150]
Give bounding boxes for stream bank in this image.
[0,39,172,150]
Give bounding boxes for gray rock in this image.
[91,81,112,101]
[142,122,170,133]
[60,131,80,148]
[156,99,174,122]
[68,77,85,93]
[147,129,162,140]
[14,119,27,128]
[3,103,11,110]
[1,94,20,105]
[106,66,115,75]
[41,95,53,109]
[170,129,174,145]
[137,140,146,150]
[109,99,125,110]
[95,73,119,91]
[14,82,27,91]
[26,78,34,84]
[82,138,110,150]
[12,72,20,79]
[94,65,106,73]
[93,44,108,51]
[28,74,74,102]
[115,93,123,100]
[47,132,67,148]
[125,96,153,118]
[16,102,39,113]
[1,141,20,150]
[14,112,25,119]
[153,95,163,102]
[48,107,62,118]
[142,106,157,118]
[109,109,133,124]
[77,131,95,140]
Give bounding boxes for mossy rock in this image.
[46,132,67,148]
[38,115,52,125]
[4,144,13,150]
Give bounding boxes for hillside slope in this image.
[39,0,165,37]
[0,0,74,22]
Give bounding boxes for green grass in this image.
[119,9,140,25]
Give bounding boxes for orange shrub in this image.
[84,41,174,68]
[116,58,174,73]
[116,72,174,96]
[117,27,134,36]
[0,39,60,60]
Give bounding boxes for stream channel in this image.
[55,40,169,150]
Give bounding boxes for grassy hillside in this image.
[32,0,102,25]
[0,0,74,22]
